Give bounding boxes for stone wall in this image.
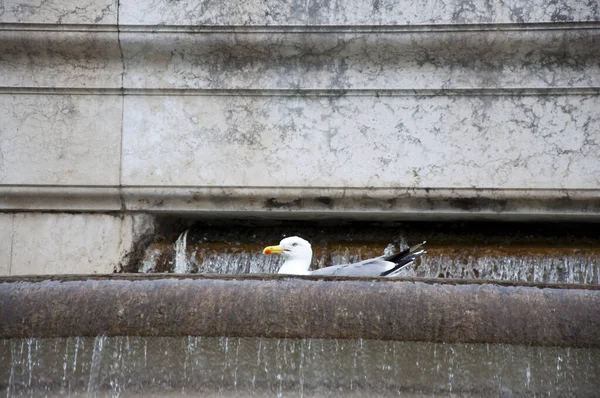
[1,0,599,273]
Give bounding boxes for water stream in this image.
[3,221,598,396]
[136,221,600,284]
[2,337,598,397]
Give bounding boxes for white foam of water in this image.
[173,230,191,274]
[139,249,162,273]
[87,335,107,394]
[4,337,599,397]
[416,253,599,284]
[139,238,599,284]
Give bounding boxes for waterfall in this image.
[173,229,191,274]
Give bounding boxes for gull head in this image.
[263,236,313,275]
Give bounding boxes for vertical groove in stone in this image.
[8,214,15,275]
[116,0,126,212]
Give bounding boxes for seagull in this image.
[263,236,426,276]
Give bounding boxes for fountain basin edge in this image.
[0,275,598,347]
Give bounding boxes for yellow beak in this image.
[263,245,284,255]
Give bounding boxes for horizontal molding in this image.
[0,186,122,212]
[4,25,596,91]
[1,87,599,97]
[2,21,600,34]
[1,185,599,221]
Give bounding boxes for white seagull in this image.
[263,236,426,276]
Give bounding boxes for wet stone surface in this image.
[2,336,599,397]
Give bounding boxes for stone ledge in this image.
[122,187,600,221]
[0,186,122,211]
[1,277,599,346]
[3,87,600,96]
[2,26,597,90]
[2,21,600,32]
[2,186,599,221]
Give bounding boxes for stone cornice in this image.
[2,21,600,33]
[2,185,599,221]
[2,87,600,96]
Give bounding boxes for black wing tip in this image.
[380,242,427,277]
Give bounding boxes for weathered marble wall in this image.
[118,0,599,25]
[122,95,599,189]
[0,95,122,185]
[121,30,599,90]
[0,0,599,273]
[0,213,148,275]
[0,0,117,24]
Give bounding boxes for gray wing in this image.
[310,257,396,276]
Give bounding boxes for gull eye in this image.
[292,243,298,247]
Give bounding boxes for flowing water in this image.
[135,221,600,284]
[3,221,599,396]
[2,336,599,397]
